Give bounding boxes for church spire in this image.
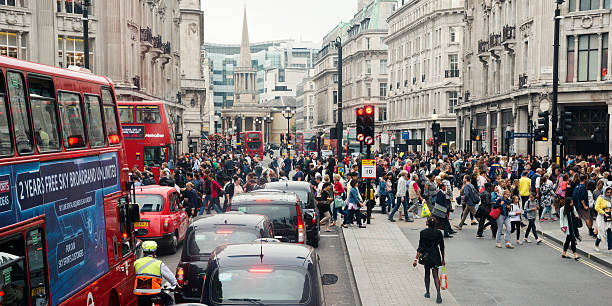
[239,5,252,68]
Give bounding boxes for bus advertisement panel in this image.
[0,152,120,305]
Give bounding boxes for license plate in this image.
[134,221,149,228]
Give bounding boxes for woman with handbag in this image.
[494,191,514,249]
[594,187,612,252]
[331,174,345,226]
[317,183,334,232]
[342,180,366,228]
[433,183,453,238]
[413,217,445,304]
[560,198,580,260]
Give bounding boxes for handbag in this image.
[488,207,502,219]
[432,203,448,218]
[421,204,431,218]
[440,266,448,290]
[604,208,612,222]
[334,196,344,209]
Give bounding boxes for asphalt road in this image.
[397,210,612,306]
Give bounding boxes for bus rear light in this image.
[109,134,120,144]
[122,232,127,239]
[176,267,184,286]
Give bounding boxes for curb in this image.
[538,230,612,270]
[339,226,363,306]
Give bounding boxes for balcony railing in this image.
[503,25,516,41]
[489,33,501,48]
[478,40,489,53]
[445,69,460,78]
[518,73,528,88]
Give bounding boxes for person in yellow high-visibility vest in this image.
[133,241,177,306]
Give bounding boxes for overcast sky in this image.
[202,0,357,45]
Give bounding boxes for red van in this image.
[134,185,189,253]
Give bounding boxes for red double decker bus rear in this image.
[117,101,174,179]
[0,56,140,306]
[243,131,263,158]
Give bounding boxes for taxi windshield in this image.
[189,228,259,255]
[210,266,310,304]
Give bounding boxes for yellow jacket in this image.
[594,196,611,215]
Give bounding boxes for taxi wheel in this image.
[168,233,178,254]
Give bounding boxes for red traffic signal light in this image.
[356,108,364,116]
[364,105,374,115]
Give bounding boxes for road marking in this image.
[320,234,339,237]
[541,239,612,278]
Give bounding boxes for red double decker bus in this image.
[295,132,318,156]
[239,131,263,157]
[0,56,141,306]
[117,101,174,179]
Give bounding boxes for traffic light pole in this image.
[335,38,344,163]
[551,0,562,164]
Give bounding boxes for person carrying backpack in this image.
[455,175,480,230]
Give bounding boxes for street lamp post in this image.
[551,0,564,165]
[282,107,295,154]
[83,0,91,69]
[333,37,344,163]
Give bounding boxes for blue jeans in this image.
[210,197,223,214]
[388,196,409,220]
[332,197,345,221]
[385,193,395,213]
[199,195,210,215]
[344,209,363,225]
[540,206,553,219]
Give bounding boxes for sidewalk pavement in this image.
[341,220,459,306]
[536,218,612,269]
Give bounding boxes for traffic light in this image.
[471,129,481,141]
[432,122,441,143]
[557,111,572,144]
[535,111,549,141]
[288,133,292,142]
[280,133,285,142]
[363,105,375,145]
[355,107,365,142]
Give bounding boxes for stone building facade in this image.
[458,0,612,156]
[0,0,210,154]
[385,0,464,152]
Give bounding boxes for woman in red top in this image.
[207,173,224,214]
[332,174,345,226]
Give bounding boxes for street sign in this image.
[364,136,374,145]
[175,133,183,141]
[401,131,410,140]
[361,159,376,179]
[406,139,421,145]
[337,166,345,177]
[512,132,533,138]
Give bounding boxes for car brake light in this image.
[216,229,233,235]
[312,211,317,224]
[296,205,305,244]
[249,267,273,273]
[176,267,184,286]
[163,219,169,231]
[255,199,272,202]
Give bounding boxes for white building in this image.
[458,0,612,156]
[385,0,464,152]
[296,70,315,132]
[313,0,394,142]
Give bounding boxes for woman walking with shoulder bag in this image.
[413,217,446,304]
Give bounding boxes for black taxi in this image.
[174,213,273,303]
[200,243,338,305]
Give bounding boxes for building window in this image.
[366,83,371,97]
[332,74,338,83]
[333,91,337,104]
[1,0,27,7]
[379,82,387,97]
[380,59,387,74]
[0,32,18,58]
[577,33,599,82]
[567,36,575,82]
[602,33,608,79]
[579,0,599,10]
[448,91,458,113]
[333,57,338,68]
[366,38,370,50]
[278,69,285,82]
[366,60,371,74]
[58,36,94,69]
[448,54,459,77]
[449,27,456,43]
[57,0,84,13]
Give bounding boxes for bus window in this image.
[135,105,161,123]
[118,105,133,123]
[84,95,106,148]
[26,228,48,306]
[143,146,163,167]
[28,76,61,153]
[6,71,33,154]
[0,234,28,306]
[101,88,120,145]
[0,71,13,156]
[58,91,86,149]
